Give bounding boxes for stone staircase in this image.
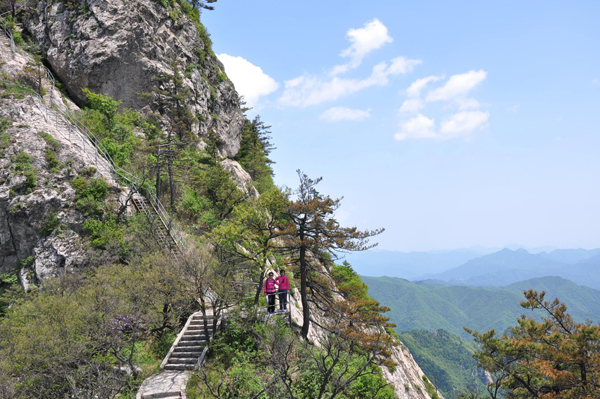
[161,312,216,371]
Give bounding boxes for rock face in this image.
[22,0,244,158]
[0,43,122,288]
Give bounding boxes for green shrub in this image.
[18,256,34,268]
[71,177,110,217]
[37,131,61,149]
[45,149,59,169]
[12,151,37,192]
[12,31,23,45]
[0,271,18,285]
[40,211,60,237]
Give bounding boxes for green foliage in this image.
[422,376,441,399]
[71,176,110,217]
[0,71,32,99]
[0,271,18,286]
[399,329,487,399]
[332,261,371,301]
[40,211,61,237]
[184,162,247,224]
[39,131,61,171]
[179,186,219,230]
[82,88,122,127]
[467,290,600,399]
[37,131,61,149]
[83,216,125,250]
[361,275,600,341]
[11,151,37,193]
[11,31,23,45]
[0,116,11,156]
[235,116,275,193]
[17,256,34,268]
[0,255,192,398]
[45,149,59,170]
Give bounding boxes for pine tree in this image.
[466,290,600,399]
[282,171,384,339]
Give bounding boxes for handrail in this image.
[0,21,187,257]
[0,15,16,58]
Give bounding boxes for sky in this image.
[202,0,600,252]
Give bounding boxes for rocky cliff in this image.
[21,0,244,158]
[0,40,125,287]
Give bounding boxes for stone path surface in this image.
[136,370,190,399]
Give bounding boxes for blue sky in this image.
[202,1,600,251]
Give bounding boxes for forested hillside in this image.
[362,275,600,398]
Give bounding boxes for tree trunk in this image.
[300,243,310,339]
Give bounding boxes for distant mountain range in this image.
[343,248,494,280]
[345,247,600,285]
[361,275,600,340]
[421,248,600,289]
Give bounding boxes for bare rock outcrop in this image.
[0,44,122,288]
[21,0,244,158]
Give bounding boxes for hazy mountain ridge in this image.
[420,247,600,289]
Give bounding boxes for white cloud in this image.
[426,70,487,102]
[506,104,520,113]
[279,57,421,107]
[593,78,599,85]
[399,99,424,113]
[388,57,422,75]
[395,111,489,141]
[455,98,481,110]
[331,19,393,75]
[320,107,371,122]
[440,111,489,135]
[405,75,444,97]
[217,54,279,108]
[394,114,437,140]
[396,71,490,140]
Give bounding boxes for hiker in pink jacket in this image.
[264,272,277,314]
[275,269,289,312]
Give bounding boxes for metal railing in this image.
[0,13,16,59]
[0,20,187,258]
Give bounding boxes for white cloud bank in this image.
[217,54,279,108]
[320,107,371,122]
[280,57,421,107]
[425,70,487,102]
[331,19,393,75]
[278,19,420,107]
[395,111,489,140]
[395,70,489,141]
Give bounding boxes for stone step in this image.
[180,335,206,341]
[164,364,193,371]
[181,332,207,338]
[177,340,207,346]
[141,391,181,399]
[167,358,197,364]
[187,324,213,330]
[170,351,202,358]
[173,345,203,352]
[188,321,214,326]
